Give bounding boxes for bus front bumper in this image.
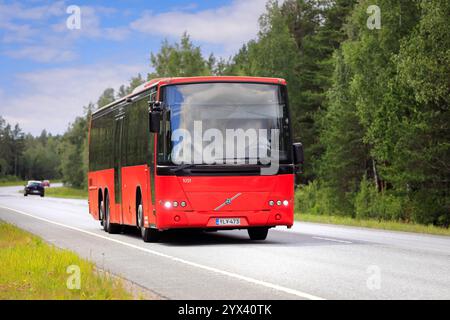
[155,210,293,230]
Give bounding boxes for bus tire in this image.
[137,201,159,243]
[101,200,107,231]
[248,227,269,240]
[104,194,121,234]
[142,227,160,243]
[99,199,104,227]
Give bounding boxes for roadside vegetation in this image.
[295,213,450,237]
[45,186,87,200]
[0,221,132,299]
[0,0,448,232]
[0,177,62,187]
[0,176,26,187]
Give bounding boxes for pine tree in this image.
[318,49,369,212]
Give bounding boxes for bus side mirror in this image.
[149,111,161,133]
[293,142,304,165]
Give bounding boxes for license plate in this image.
[215,218,241,226]
[33,190,39,194]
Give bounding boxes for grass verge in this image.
[0,221,133,299]
[45,186,87,200]
[295,212,450,236]
[0,179,62,187]
[0,180,27,187]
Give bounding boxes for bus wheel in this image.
[248,227,269,240]
[137,202,159,243]
[104,195,121,234]
[99,200,104,227]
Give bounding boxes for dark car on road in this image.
[24,181,45,197]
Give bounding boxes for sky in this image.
[0,0,270,135]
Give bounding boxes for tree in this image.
[149,32,211,78]
[11,124,25,177]
[0,116,13,176]
[206,54,230,76]
[386,0,449,224]
[318,49,369,212]
[227,0,355,181]
[311,0,449,225]
[22,136,60,180]
[97,88,115,109]
[227,0,301,132]
[285,0,356,180]
[0,117,27,178]
[60,116,88,188]
[117,74,145,98]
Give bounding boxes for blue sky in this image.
[0,0,269,135]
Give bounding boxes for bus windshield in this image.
[159,82,292,166]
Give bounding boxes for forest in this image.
[0,0,448,226]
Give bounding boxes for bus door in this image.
[113,108,125,224]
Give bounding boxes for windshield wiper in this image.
[170,163,196,173]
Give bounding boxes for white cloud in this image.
[130,0,268,54]
[1,2,129,62]
[4,45,76,63]
[1,22,37,43]
[57,5,130,41]
[0,64,145,135]
[0,1,66,43]
[0,1,65,22]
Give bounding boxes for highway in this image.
[0,185,449,300]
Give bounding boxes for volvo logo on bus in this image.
[214,193,242,211]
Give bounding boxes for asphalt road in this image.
[0,185,449,300]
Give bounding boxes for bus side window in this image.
[121,109,128,167]
[147,88,157,167]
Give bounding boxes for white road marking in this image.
[0,205,325,300]
[313,236,352,244]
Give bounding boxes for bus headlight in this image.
[173,201,178,208]
[283,200,289,206]
[269,200,274,206]
[276,200,282,206]
[164,201,172,209]
[180,201,187,207]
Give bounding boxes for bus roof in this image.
[93,76,286,115]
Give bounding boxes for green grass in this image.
[0,179,62,187]
[295,212,450,236]
[0,180,27,187]
[45,186,87,200]
[0,221,133,299]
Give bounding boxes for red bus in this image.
[88,76,304,242]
